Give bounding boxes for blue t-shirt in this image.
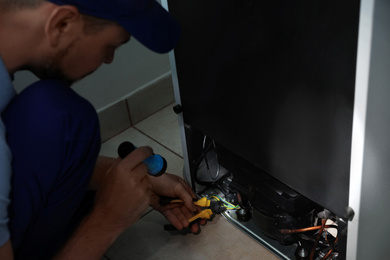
[0,56,16,246]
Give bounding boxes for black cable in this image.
[191,140,216,188]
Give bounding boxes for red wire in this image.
[321,248,333,259]
[310,218,327,260]
[280,225,335,234]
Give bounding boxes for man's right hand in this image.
[54,146,153,259]
[92,146,153,232]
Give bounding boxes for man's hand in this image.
[148,173,207,233]
[93,146,153,232]
[54,147,153,259]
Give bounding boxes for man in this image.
[0,0,202,259]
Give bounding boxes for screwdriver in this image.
[117,141,167,176]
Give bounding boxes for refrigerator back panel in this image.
[168,0,360,217]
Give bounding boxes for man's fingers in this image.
[182,178,197,199]
[162,207,186,230]
[116,146,153,179]
[168,176,197,212]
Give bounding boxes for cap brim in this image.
[117,3,181,54]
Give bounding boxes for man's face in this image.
[36,23,130,85]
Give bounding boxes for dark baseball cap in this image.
[47,0,181,53]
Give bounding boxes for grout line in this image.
[101,102,177,145]
[133,101,176,126]
[141,208,154,219]
[152,101,176,117]
[125,99,133,127]
[96,71,172,113]
[133,127,183,159]
[100,126,133,144]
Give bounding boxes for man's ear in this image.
[44,5,81,47]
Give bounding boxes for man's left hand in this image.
[148,173,207,233]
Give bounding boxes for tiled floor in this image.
[99,103,279,260]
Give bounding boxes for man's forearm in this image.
[56,149,153,259]
[89,156,117,190]
[53,209,122,260]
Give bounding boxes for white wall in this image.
[355,0,390,258]
[347,0,390,259]
[12,38,171,112]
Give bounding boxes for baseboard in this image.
[98,74,175,142]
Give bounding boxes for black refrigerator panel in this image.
[168,0,359,218]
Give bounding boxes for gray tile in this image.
[135,104,183,157]
[98,100,131,142]
[127,74,175,125]
[105,210,279,260]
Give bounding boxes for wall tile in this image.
[98,100,131,142]
[127,75,175,125]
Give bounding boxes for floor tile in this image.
[135,103,183,157]
[104,210,279,260]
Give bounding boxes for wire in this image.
[192,139,215,189]
[310,218,327,260]
[321,248,333,260]
[211,195,240,210]
[322,224,339,260]
[280,225,337,234]
[202,136,220,180]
